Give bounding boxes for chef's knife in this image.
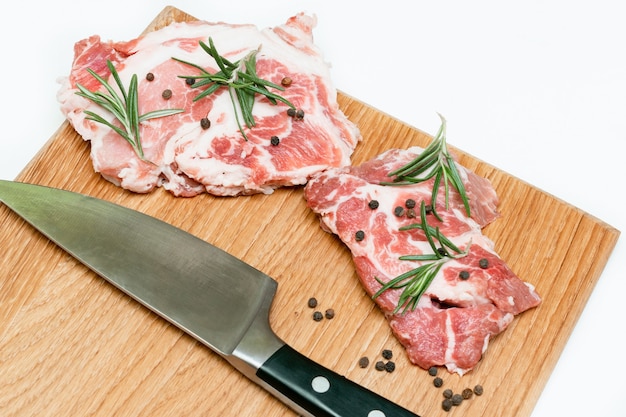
[0,180,419,417]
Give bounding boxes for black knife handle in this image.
[257,344,420,417]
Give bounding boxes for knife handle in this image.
[257,344,420,417]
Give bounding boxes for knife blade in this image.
[0,180,419,417]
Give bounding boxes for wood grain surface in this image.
[0,6,619,417]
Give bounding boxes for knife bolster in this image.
[226,287,285,377]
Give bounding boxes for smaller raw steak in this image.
[304,147,541,375]
[58,14,361,196]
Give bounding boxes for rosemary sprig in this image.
[75,60,184,161]
[384,114,471,221]
[173,37,296,140]
[372,201,470,314]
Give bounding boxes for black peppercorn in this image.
[295,109,305,119]
[368,200,379,210]
[270,136,280,146]
[406,209,416,218]
[443,389,453,399]
[394,206,405,217]
[185,77,195,86]
[162,89,172,100]
[451,394,463,406]
[358,357,370,368]
[146,72,155,81]
[381,349,393,360]
[479,258,489,269]
[287,108,296,117]
[433,377,443,387]
[428,366,438,376]
[405,198,416,209]
[313,311,323,321]
[442,398,453,411]
[355,230,365,241]
[384,361,395,373]
[307,297,318,308]
[459,270,470,280]
[424,204,433,214]
[473,384,484,396]
[200,118,211,130]
[324,309,335,320]
[375,361,385,371]
[462,388,473,399]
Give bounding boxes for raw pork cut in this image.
[58,14,361,196]
[304,147,541,375]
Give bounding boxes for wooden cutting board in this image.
[0,6,619,417]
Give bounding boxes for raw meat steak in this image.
[304,147,541,375]
[58,14,361,196]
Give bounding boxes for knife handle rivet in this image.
[311,376,330,393]
[368,411,386,417]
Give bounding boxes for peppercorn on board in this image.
[0,6,619,417]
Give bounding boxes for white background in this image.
[1,1,624,416]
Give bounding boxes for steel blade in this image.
[0,180,277,355]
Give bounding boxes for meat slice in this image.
[58,14,361,196]
[304,147,541,375]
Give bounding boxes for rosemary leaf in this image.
[399,254,443,262]
[372,201,470,314]
[127,75,141,154]
[76,60,184,161]
[174,37,296,140]
[81,110,128,141]
[389,138,440,177]
[383,114,471,220]
[444,154,471,215]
